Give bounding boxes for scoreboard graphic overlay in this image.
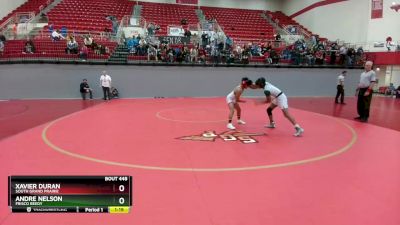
[8,176,132,213]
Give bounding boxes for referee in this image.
[355,61,376,122]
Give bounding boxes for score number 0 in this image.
[118,185,125,205]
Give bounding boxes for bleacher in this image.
[139,1,199,36]
[0,0,53,25]
[1,38,116,61]
[201,7,275,43]
[0,1,340,65]
[266,11,327,41]
[46,0,134,32]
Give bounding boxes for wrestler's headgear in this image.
[241,77,253,87]
[255,77,266,88]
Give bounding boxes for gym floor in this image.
[0,96,399,225]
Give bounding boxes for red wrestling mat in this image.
[0,99,102,140]
[0,98,399,225]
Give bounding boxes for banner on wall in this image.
[176,0,198,4]
[168,26,185,36]
[371,0,383,19]
[158,36,191,45]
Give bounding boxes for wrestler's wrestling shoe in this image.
[294,127,304,137]
[227,123,236,130]
[264,122,276,128]
[237,120,246,125]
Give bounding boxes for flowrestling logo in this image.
[177,131,266,144]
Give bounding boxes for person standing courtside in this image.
[100,71,112,100]
[335,71,346,104]
[355,61,376,122]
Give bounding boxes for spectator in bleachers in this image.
[23,39,35,54]
[0,33,6,42]
[48,24,54,34]
[329,49,337,65]
[97,44,109,55]
[311,35,317,47]
[201,32,209,48]
[339,45,347,65]
[182,45,190,63]
[264,50,272,64]
[181,18,188,25]
[227,51,235,64]
[386,83,396,96]
[281,47,291,60]
[315,49,325,65]
[147,45,158,61]
[176,48,183,63]
[66,33,74,42]
[316,40,325,50]
[386,36,392,51]
[270,49,280,64]
[168,47,176,63]
[292,48,300,65]
[159,44,167,62]
[211,42,220,64]
[235,45,243,61]
[275,33,281,41]
[106,15,119,35]
[137,38,147,56]
[147,23,156,36]
[184,28,191,38]
[51,29,65,41]
[396,86,400,98]
[190,46,198,63]
[346,48,355,66]
[126,37,138,54]
[198,47,207,64]
[217,39,224,51]
[355,47,364,65]
[65,37,78,54]
[0,40,4,56]
[79,44,88,61]
[156,45,162,61]
[225,36,233,50]
[83,35,95,49]
[12,23,18,40]
[241,46,251,64]
[250,43,258,56]
[305,49,315,66]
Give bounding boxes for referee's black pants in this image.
[102,86,110,100]
[357,88,373,120]
[335,85,344,103]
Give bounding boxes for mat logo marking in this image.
[177,131,266,144]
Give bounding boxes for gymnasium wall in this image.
[281,0,369,43]
[281,0,399,44]
[280,0,320,15]
[0,65,362,99]
[200,0,281,11]
[136,0,282,11]
[387,66,400,87]
[0,0,27,21]
[367,0,400,43]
